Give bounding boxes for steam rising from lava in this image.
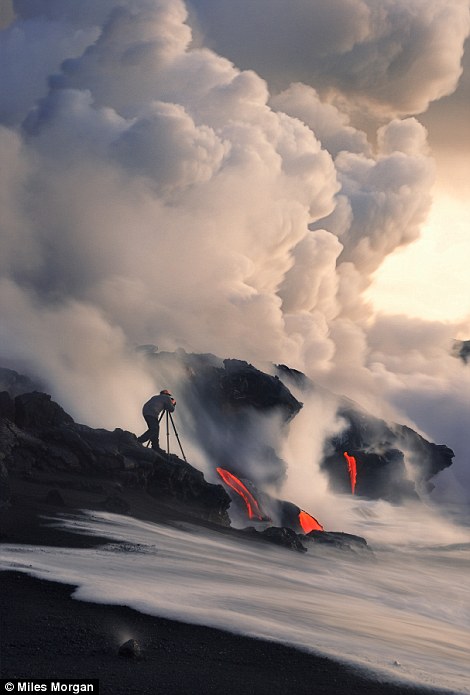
[1,0,470,500]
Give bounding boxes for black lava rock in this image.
[15,392,74,430]
[118,639,141,660]
[305,530,371,554]
[243,526,307,553]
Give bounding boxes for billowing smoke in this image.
[1,0,469,501]
[188,0,470,117]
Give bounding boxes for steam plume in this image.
[1,0,469,499]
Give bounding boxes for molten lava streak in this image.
[344,452,357,494]
[216,467,264,520]
[298,510,324,533]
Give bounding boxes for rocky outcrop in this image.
[149,352,302,420]
[0,367,44,397]
[240,526,370,554]
[0,388,231,526]
[147,453,231,525]
[0,353,457,530]
[118,639,142,660]
[15,392,74,430]
[0,461,10,509]
[452,339,470,364]
[322,403,454,502]
[218,359,302,420]
[304,530,371,554]
[276,364,454,502]
[0,391,15,421]
[174,354,303,486]
[242,526,307,553]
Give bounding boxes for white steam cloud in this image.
[1,0,470,499]
[189,0,470,117]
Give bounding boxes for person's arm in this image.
[163,395,176,412]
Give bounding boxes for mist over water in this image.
[1,509,469,693]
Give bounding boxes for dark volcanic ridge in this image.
[0,355,454,553]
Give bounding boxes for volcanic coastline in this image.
[0,359,459,694]
[0,478,457,695]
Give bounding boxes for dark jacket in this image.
[142,393,175,418]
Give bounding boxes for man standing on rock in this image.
[137,390,176,451]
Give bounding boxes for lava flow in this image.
[344,452,357,494]
[216,467,265,520]
[298,510,324,533]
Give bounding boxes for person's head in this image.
[161,389,176,405]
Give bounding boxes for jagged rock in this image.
[182,354,453,502]
[1,421,50,475]
[276,499,318,533]
[220,359,302,419]
[0,357,458,530]
[275,362,455,502]
[262,526,307,552]
[235,491,323,535]
[175,355,302,486]
[44,489,65,506]
[118,639,141,660]
[304,530,370,553]
[323,446,416,503]
[276,364,311,389]
[0,387,230,524]
[0,391,15,421]
[35,478,105,493]
[0,367,43,397]
[396,428,454,481]
[2,419,78,475]
[452,339,470,364]
[0,461,10,509]
[244,526,307,552]
[0,418,18,460]
[243,525,369,555]
[147,456,231,525]
[15,392,74,429]
[322,403,454,502]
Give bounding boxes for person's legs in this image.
[138,413,161,449]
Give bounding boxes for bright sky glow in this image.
[366,190,470,323]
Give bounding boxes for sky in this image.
[366,41,470,322]
[1,0,470,499]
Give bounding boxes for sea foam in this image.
[1,505,469,693]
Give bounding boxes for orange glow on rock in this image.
[298,510,324,533]
[216,467,264,520]
[344,452,357,494]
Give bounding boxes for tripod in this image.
[147,410,187,462]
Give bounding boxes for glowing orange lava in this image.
[216,467,264,520]
[344,452,357,494]
[298,510,324,533]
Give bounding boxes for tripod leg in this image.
[169,412,187,462]
[166,410,170,454]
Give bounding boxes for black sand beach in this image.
[0,473,460,695]
[1,571,457,695]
